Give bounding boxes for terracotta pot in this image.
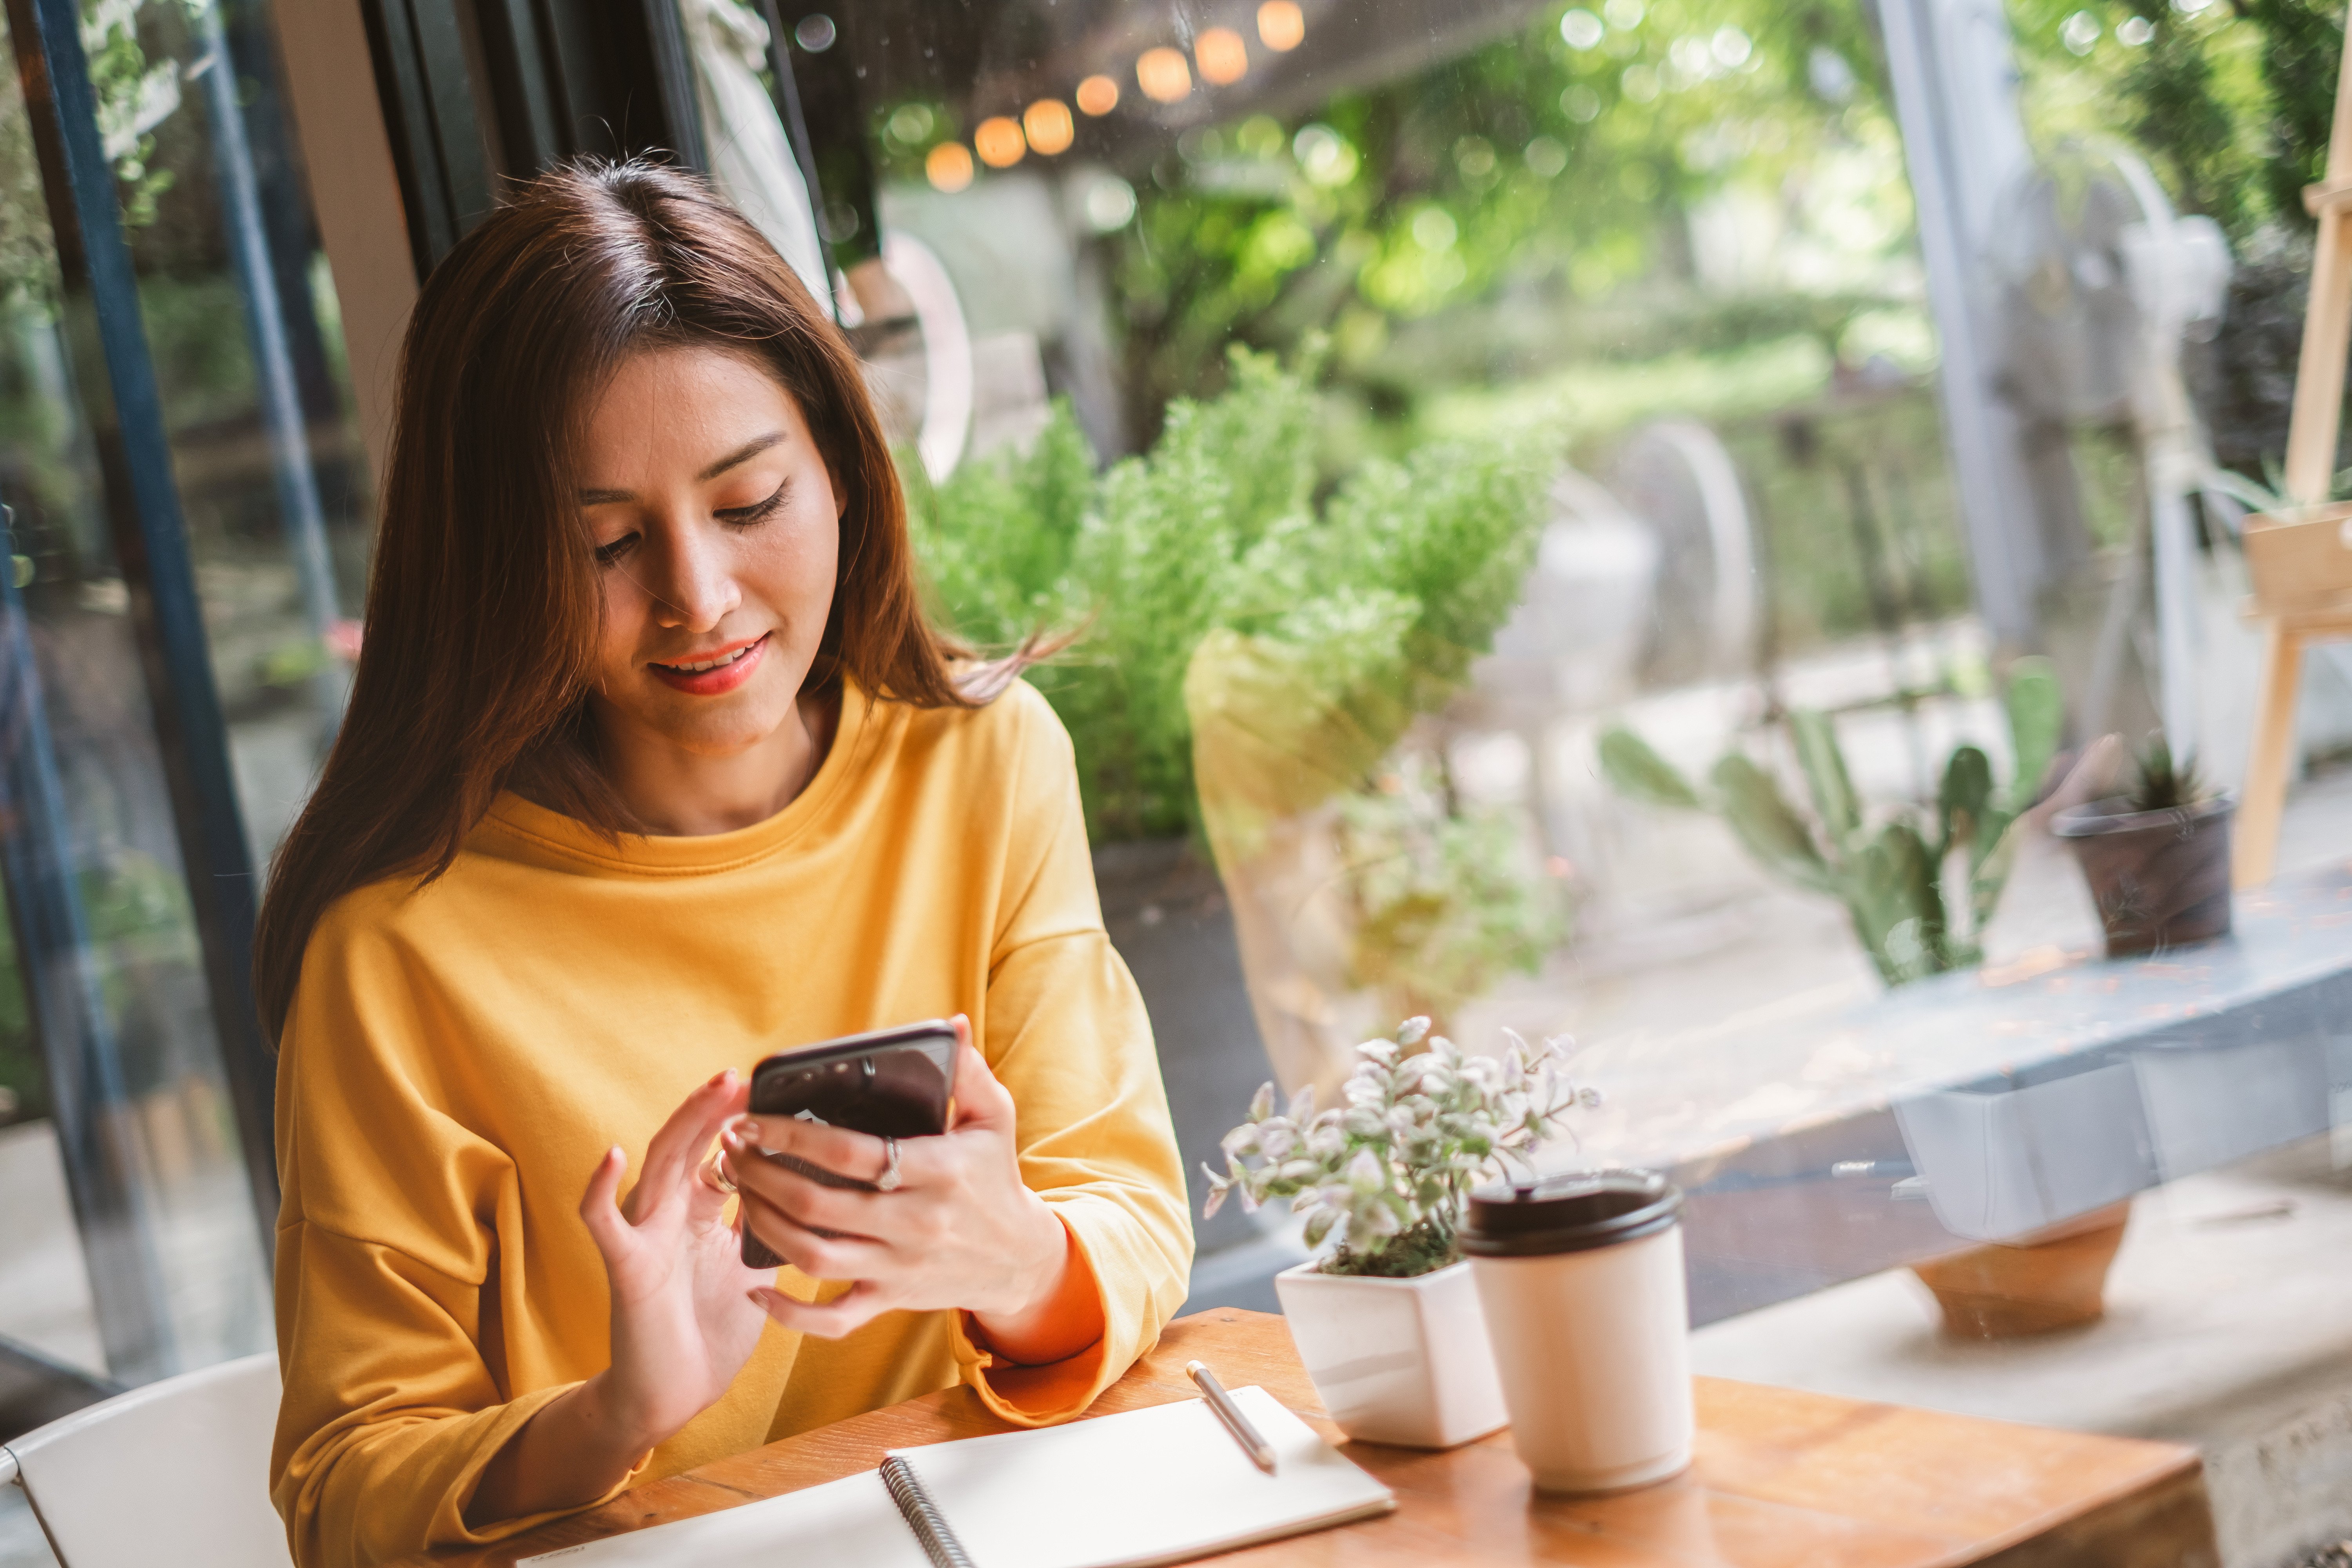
[1909,1201,2131,1339]
[2051,795,2234,958]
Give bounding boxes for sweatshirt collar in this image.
[482,679,870,875]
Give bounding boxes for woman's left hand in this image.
[720,1015,1095,1361]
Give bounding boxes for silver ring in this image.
[706,1157,738,1196]
[875,1137,903,1193]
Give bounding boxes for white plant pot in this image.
[1272,1258,1510,1448]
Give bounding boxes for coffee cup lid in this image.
[1460,1169,1681,1257]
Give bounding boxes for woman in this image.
[259,161,1191,1568]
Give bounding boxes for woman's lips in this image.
[648,633,768,695]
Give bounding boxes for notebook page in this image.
[514,1469,931,1568]
[889,1386,1394,1568]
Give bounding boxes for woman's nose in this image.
[644,516,741,631]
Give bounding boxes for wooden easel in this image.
[2234,5,2352,888]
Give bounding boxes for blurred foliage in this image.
[2009,0,2352,480]
[0,850,195,1124]
[908,350,1547,842]
[1717,387,1977,652]
[0,0,201,314]
[1338,765,1568,1030]
[0,911,31,1123]
[2009,0,2341,247]
[877,0,1914,443]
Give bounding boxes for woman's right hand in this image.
[468,1069,767,1526]
[581,1066,771,1443]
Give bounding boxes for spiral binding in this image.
[881,1455,976,1568]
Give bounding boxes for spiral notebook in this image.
[516,1386,1393,1568]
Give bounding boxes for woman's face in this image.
[578,346,840,766]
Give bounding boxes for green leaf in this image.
[1937,745,1993,858]
[1788,709,1862,845]
[1847,820,1946,985]
[2204,465,2291,517]
[1708,753,1833,894]
[2001,657,2062,815]
[1596,726,1702,809]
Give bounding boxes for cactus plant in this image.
[1597,658,2062,986]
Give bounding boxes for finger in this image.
[633,1069,750,1218]
[749,1281,891,1340]
[946,1017,1017,1134]
[737,1193,892,1280]
[688,1155,737,1227]
[577,1146,630,1257]
[731,1114,889,1187]
[724,1140,885,1237]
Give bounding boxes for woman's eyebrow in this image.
[576,432,791,504]
[699,432,788,481]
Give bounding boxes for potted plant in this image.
[1594,659,2062,986]
[2051,735,2233,957]
[2206,463,2352,619]
[1598,666,2151,1338]
[1201,1016,1597,1448]
[908,353,1551,1248]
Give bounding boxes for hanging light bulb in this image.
[1136,46,1192,103]
[1023,98,1075,155]
[1075,74,1120,116]
[1257,1,1305,51]
[925,142,974,192]
[973,116,1027,168]
[1195,26,1249,84]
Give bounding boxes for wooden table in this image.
[395,1310,2218,1568]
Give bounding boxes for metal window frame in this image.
[367,0,721,277]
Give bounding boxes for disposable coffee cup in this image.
[1461,1169,1692,1494]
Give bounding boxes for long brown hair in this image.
[255,159,986,1042]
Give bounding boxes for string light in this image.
[974,116,1026,167]
[1136,45,1192,102]
[1257,1,1305,51]
[1195,26,1248,84]
[1075,74,1120,115]
[1023,98,1075,154]
[916,13,1314,190]
[925,142,974,192]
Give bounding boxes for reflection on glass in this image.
[785,4,2007,1306]
[0,0,370,1381]
[106,0,372,864]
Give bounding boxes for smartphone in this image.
[737,1020,958,1269]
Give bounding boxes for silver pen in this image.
[1186,1359,1277,1475]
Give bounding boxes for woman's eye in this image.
[717,481,788,526]
[593,532,638,567]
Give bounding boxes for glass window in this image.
[728,0,2350,1343]
[0,0,371,1413]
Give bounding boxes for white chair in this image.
[0,1351,292,1568]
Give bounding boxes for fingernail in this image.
[737,1120,762,1145]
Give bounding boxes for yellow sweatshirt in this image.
[269,680,1193,1568]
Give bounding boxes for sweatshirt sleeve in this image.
[268,911,639,1567]
[951,686,1196,1422]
